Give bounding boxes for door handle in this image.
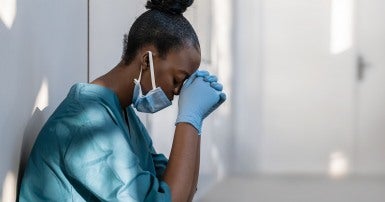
[357,55,370,81]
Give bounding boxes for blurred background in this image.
[1,0,385,201]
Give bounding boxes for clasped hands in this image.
[176,70,226,134]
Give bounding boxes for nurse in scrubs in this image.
[19,0,226,201]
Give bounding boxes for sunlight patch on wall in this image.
[0,0,17,29]
[32,78,49,114]
[2,171,16,202]
[330,0,354,54]
[328,151,349,178]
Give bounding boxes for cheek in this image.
[154,63,176,98]
[140,73,152,94]
[157,75,174,95]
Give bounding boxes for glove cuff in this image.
[175,115,203,134]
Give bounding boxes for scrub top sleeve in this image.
[63,123,171,202]
[130,108,169,178]
[150,147,169,178]
[142,131,168,178]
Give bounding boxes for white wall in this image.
[0,1,87,201]
[232,0,264,174]
[89,0,145,81]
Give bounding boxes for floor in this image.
[197,175,385,202]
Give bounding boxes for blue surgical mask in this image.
[132,51,172,113]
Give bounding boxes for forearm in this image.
[163,123,200,202]
[188,138,200,201]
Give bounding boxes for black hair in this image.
[122,0,200,64]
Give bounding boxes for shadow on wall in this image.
[16,107,47,198]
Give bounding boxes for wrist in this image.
[175,115,203,134]
[175,122,200,135]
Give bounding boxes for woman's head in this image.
[122,0,200,64]
[122,0,201,101]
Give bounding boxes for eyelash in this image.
[173,78,179,86]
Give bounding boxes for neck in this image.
[91,61,140,109]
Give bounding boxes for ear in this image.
[140,52,150,71]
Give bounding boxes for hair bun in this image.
[146,0,194,15]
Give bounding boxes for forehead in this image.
[165,46,201,75]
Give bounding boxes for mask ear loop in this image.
[148,51,157,90]
[137,66,143,82]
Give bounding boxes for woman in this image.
[19,0,226,201]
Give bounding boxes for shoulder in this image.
[46,88,121,145]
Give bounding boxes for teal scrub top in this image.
[19,83,171,202]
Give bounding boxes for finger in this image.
[196,70,209,77]
[203,75,218,83]
[212,92,227,111]
[210,82,223,91]
[202,92,227,119]
[218,92,227,104]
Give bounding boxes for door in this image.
[355,0,385,175]
[260,0,357,175]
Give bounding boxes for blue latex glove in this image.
[176,70,226,134]
[196,70,210,77]
[199,73,226,118]
[190,71,223,91]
